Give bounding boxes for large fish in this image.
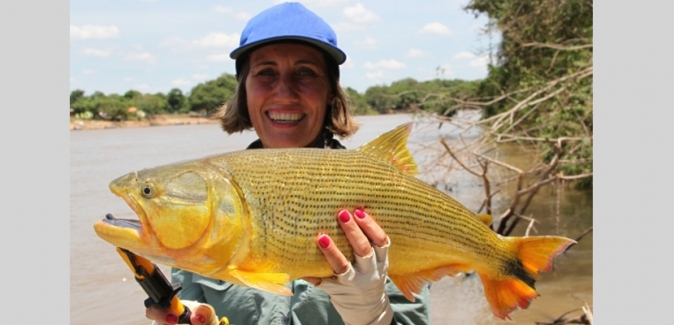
[94,123,574,320]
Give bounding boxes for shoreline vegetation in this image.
[70,114,220,131]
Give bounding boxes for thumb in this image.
[182,301,218,325]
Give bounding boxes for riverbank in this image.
[69,114,220,131]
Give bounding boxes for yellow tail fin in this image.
[480,236,575,320]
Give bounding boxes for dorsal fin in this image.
[357,123,418,176]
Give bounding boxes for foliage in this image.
[465,0,593,187]
[364,78,480,115]
[188,73,238,114]
[167,88,189,113]
[344,87,378,115]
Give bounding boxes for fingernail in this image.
[165,314,178,324]
[195,314,206,323]
[338,210,351,223]
[318,234,331,248]
[354,209,366,219]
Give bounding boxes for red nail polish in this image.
[355,209,366,219]
[165,314,178,324]
[338,210,351,223]
[195,314,206,323]
[318,235,330,248]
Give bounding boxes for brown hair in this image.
[213,44,359,139]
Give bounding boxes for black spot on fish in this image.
[504,259,536,289]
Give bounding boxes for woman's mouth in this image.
[267,111,305,124]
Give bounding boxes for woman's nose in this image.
[273,73,298,101]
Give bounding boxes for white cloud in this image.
[161,33,239,54]
[273,0,347,6]
[407,48,424,58]
[205,54,232,62]
[332,22,363,32]
[214,6,251,20]
[134,84,151,91]
[214,6,232,13]
[344,3,380,23]
[453,51,476,60]
[469,55,489,67]
[124,52,157,64]
[70,25,119,40]
[364,59,405,70]
[192,74,210,81]
[83,48,111,58]
[83,69,98,75]
[171,79,192,87]
[355,37,378,49]
[194,33,240,49]
[365,70,384,80]
[419,22,453,36]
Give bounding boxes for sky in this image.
[70,0,499,96]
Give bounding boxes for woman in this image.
[146,3,430,324]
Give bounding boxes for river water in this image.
[70,113,592,324]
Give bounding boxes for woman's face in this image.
[245,43,332,148]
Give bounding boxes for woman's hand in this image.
[305,209,394,325]
[146,300,218,325]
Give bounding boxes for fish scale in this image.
[94,122,575,320]
[211,147,501,278]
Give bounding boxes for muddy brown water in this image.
[70,114,592,324]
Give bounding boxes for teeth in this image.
[268,112,304,123]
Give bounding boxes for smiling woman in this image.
[140,2,431,325]
[244,43,332,148]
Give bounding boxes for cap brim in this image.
[230,37,346,65]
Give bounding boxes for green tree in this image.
[124,90,142,100]
[188,73,238,114]
[344,87,377,115]
[70,89,85,106]
[465,0,593,186]
[167,88,187,113]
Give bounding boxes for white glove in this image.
[317,236,394,325]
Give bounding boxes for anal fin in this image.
[389,264,471,301]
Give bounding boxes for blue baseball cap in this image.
[229,2,347,66]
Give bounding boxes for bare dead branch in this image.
[521,42,593,51]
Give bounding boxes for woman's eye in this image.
[257,68,276,76]
[297,68,316,76]
[141,185,154,198]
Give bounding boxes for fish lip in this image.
[107,172,149,236]
[102,213,141,230]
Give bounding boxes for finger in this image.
[191,303,218,325]
[317,233,351,274]
[352,209,388,247]
[146,305,173,323]
[337,210,373,257]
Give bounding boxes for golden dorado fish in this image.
[93,123,574,320]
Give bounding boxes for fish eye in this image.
[141,185,154,198]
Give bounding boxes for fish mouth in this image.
[101,213,141,230]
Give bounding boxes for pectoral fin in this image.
[228,269,292,296]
